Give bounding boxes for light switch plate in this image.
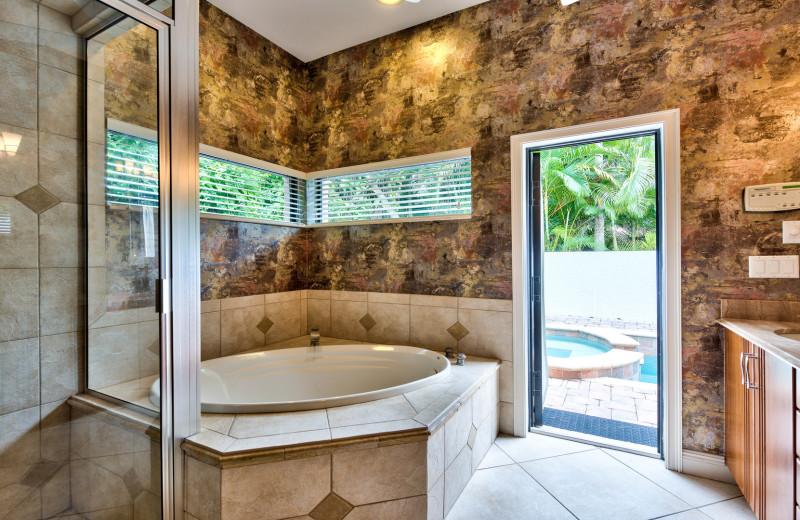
[748,255,799,278]
[783,221,800,244]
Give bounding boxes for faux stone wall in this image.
[302,0,800,454]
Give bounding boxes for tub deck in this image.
[183,346,500,463]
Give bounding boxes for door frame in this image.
[510,110,682,470]
[80,0,200,517]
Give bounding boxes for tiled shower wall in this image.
[0,0,85,516]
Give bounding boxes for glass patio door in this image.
[528,132,663,454]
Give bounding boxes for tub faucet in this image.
[310,329,320,346]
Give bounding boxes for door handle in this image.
[743,353,760,390]
[739,352,747,385]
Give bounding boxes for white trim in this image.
[509,110,682,471]
[681,450,735,483]
[306,148,472,180]
[199,144,307,180]
[199,212,307,228]
[310,213,472,228]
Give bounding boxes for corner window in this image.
[105,128,306,225]
[105,124,471,227]
[307,154,472,225]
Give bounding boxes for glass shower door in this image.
[81,2,169,518]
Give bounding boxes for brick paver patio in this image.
[544,377,658,428]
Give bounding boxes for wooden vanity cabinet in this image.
[724,329,795,520]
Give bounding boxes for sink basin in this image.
[775,330,800,342]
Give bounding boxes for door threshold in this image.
[531,425,660,458]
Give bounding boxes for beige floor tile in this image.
[476,444,513,470]
[603,449,742,508]
[657,510,713,519]
[446,464,575,520]
[520,450,690,520]
[698,497,757,520]
[494,433,595,463]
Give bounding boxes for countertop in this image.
[717,318,800,369]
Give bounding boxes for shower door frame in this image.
[82,0,200,518]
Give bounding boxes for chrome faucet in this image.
[310,328,320,346]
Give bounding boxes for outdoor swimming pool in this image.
[546,336,610,358]
[547,335,657,383]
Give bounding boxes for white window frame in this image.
[107,119,472,228]
[307,148,473,227]
[510,110,683,470]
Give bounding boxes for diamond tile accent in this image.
[468,425,478,449]
[359,313,376,331]
[257,316,273,334]
[447,321,469,341]
[14,185,59,214]
[310,492,352,520]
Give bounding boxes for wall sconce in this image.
[1,132,22,157]
[561,0,579,4]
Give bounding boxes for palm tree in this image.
[541,136,656,252]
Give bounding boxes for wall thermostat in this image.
[743,182,800,212]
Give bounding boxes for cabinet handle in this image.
[743,353,760,390]
[739,352,747,385]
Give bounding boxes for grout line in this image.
[600,446,740,511]
[512,459,580,520]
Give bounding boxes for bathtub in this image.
[150,344,450,413]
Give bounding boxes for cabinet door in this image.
[725,330,749,494]
[762,349,794,520]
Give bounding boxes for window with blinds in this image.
[307,157,472,225]
[105,130,306,224]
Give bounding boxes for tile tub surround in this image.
[182,355,500,520]
[202,290,515,433]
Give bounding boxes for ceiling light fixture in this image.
[375,0,419,5]
[560,0,580,4]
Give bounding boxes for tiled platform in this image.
[545,377,658,427]
[447,432,753,520]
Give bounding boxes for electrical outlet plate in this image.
[748,255,799,278]
[783,221,800,244]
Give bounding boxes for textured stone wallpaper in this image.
[199,0,310,171]
[103,23,158,131]
[201,219,308,300]
[303,0,800,454]
[105,0,800,454]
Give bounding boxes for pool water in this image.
[546,336,610,358]
[640,355,657,384]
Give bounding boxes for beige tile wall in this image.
[303,290,514,433]
[0,0,86,517]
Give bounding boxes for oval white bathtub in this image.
[150,344,450,413]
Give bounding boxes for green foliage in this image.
[541,136,657,252]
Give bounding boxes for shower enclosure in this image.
[0,0,198,517]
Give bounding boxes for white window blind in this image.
[105,130,306,224]
[199,154,306,224]
[307,157,472,225]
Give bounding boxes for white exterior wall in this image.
[544,251,657,323]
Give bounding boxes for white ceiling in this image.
[208,0,489,63]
